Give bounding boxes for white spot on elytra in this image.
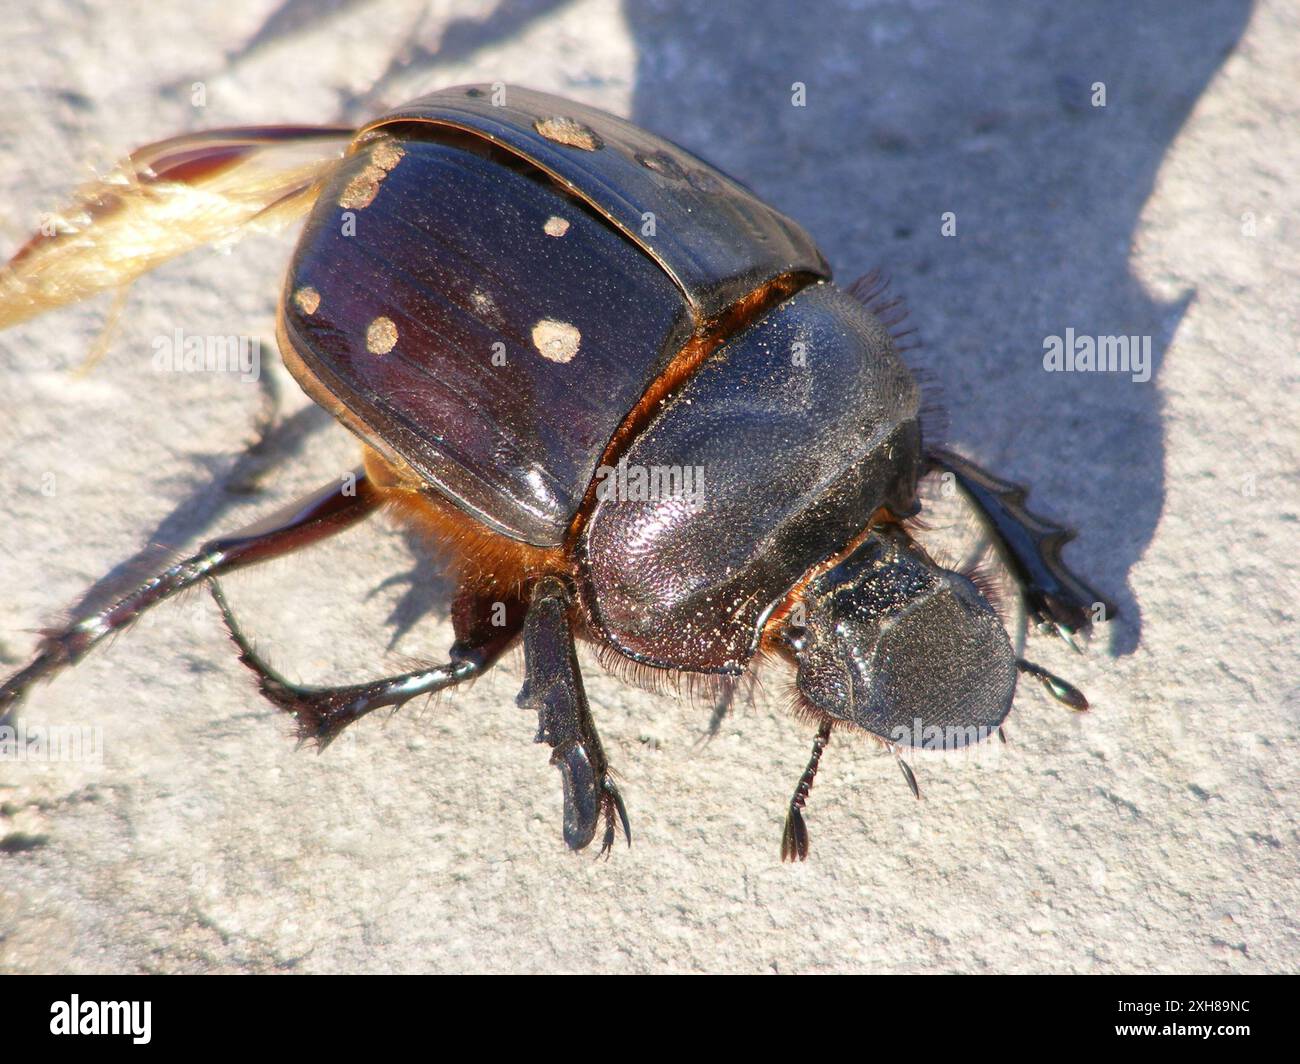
[544,215,570,237]
[533,116,602,151]
[531,318,580,363]
[366,316,398,355]
[293,286,320,315]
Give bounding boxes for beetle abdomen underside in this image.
[584,283,922,673]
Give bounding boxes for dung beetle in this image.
[0,85,1114,859]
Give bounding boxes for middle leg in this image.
[207,573,530,747]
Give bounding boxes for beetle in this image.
[0,84,1114,859]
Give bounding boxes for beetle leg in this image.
[1017,658,1089,711]
[208,580,487,748]
[926,448,1117,644]
[0,470,380,725]
[517,576,630,856]
[781,721,832,862]
[1,125,352,330]
[895,751,921,799]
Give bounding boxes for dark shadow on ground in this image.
[625,0,1253,655]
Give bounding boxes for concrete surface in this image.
[0,0,1295,973]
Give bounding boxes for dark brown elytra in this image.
[0,85,1114,859]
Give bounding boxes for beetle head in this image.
[784,527,1016,750]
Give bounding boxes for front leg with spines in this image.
[927,448,1117,645]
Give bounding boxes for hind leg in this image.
[0,469,380,722]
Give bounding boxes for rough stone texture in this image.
[0,0,1295,973]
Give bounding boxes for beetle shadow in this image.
[369,534,459,652]
[624,0,1254,657]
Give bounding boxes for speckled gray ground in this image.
[0,0,1295,973]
